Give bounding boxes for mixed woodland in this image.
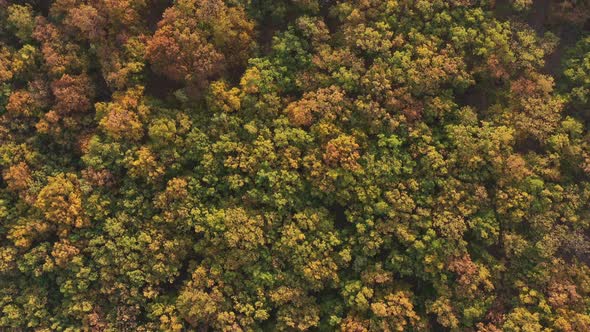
[1,0,590,330]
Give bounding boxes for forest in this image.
[1,0,590,330]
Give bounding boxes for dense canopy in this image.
[1,0,590,331]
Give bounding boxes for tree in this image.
[6,4,35,42]
[96,86,148,141]
[146,0,255,89]
[34,173,87,233]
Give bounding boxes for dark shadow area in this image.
[526,0,551,33]
[330,203,349,230]
[455,83,493,113]
[144,69,183,100]
[514,136,544,154]
[89,69,111,103]
[147,0,174,32]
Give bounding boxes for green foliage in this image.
[6,4,35,42]
[564,36,590,108]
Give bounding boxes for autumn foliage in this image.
[1,0,590,331]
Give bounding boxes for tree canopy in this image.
[1,0,590,331]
